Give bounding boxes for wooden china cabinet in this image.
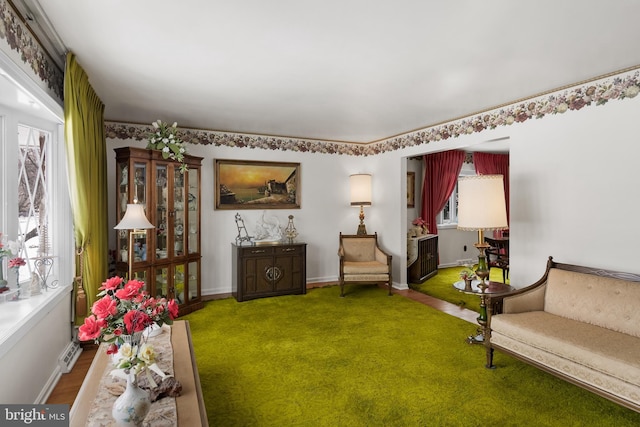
[114,147,204,315]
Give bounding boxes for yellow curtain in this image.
[64,52,109,325]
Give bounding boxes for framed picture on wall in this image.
[214,159,301,209]
[407,172,415,207]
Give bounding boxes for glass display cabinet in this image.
[115,147,203,315]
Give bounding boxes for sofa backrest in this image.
[544,268,640,338]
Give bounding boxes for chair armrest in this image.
[487,257,554,326]
[375,246,392,266]
[500,282,546,313]
[485,281,546,330]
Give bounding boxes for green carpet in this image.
[410,266,509,313]
[183,286,640,426]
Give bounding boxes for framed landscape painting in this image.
[215,159,301,209]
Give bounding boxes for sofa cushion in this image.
[544,269,640,338]
[491,311,640,387]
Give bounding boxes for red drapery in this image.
[420,150,465,235]
[473,152,510,225]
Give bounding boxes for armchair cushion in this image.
[341,238,376,262]
[343,260,389,275]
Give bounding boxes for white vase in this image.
[112,372,151,426]
[0,259,7,289]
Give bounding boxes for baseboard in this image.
[307,275,337,284]
[392,281,409,290]
[36,341,83,404]
[439,262,460,268]
[35,364,63,404]
[202,292,232,301]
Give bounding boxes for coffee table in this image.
[453,280,513,344]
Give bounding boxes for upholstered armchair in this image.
[338,232,393,297]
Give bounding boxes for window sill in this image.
[436,223,458,230]
[0,283,72,359]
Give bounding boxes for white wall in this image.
[509,98,640,284]
[386,95,640,288]
[0,287,72,403]
[107,139,373,295]
[108,84,640,293]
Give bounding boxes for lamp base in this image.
[356,223,368,235]
[356,205,368,235]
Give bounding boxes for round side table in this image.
[453,280,513,344]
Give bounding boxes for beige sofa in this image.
[486,257,640,412]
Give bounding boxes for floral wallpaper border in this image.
[0,0,64,101]
[107,68,640,157]
[1,0,638,154]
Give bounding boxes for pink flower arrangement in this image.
[78,276,178,346]
[459,269,477,281]
[8,257,26,269]
[0,233,20,259]
[412,217,428,227]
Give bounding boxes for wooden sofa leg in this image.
[340,281,345,297]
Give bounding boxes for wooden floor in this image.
[47,344,98,406]
[46,282,476,406]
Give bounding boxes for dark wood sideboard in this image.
[232,242,307,302]
[408,235,438,283]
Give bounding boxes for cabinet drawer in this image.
[274,245,305,256]
[239,246,275,257]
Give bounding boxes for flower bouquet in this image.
[0,233,20,292]
[8,256,26,299]
[146,120,188,172]
[78,276,179,377]
[459,268,477,281]
[411,217,429,235]
[460,268,477,291]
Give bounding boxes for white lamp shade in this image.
[457,175,508,231]
[350,174,372,206]
[114,204,155,230]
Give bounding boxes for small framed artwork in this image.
[215,159,301,210]
[407,172,415,207]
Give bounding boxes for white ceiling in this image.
[11,1,640,144]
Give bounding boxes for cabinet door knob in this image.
[265,266,282,282]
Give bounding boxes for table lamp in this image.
[114,203,155,280]
[350,174,372,235]
[457,175,508,291]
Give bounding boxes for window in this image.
[437,170,475,226]
[0,58,71,292]
[438,180,459,225]
[17,124,53,284]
